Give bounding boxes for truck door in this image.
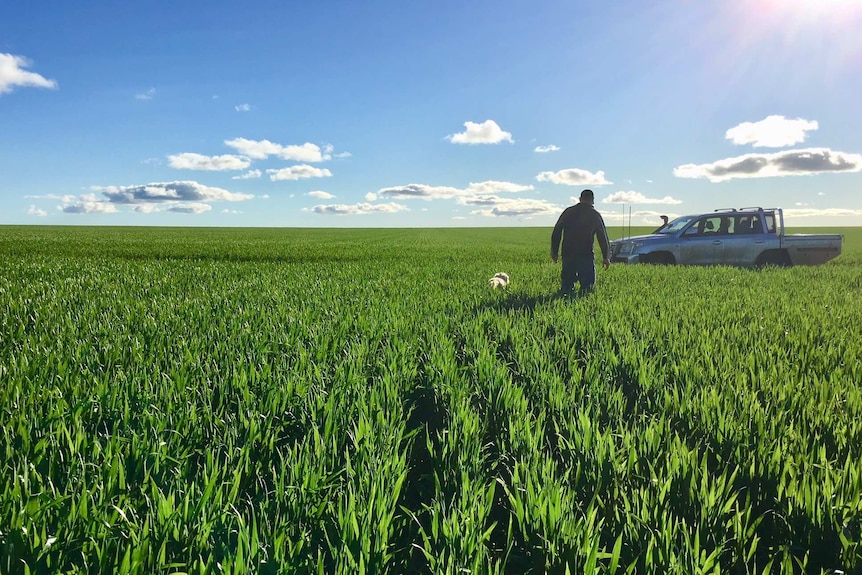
[679,216,724,264]
[721,214,768,266]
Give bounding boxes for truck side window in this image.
[750,216,761,233]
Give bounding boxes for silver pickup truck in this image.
[610,207,843,266]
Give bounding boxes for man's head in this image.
[579,189,594,204]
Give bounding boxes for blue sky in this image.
[2,0,860,227]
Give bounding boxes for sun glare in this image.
[761,0,861,19]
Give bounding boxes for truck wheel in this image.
[647,252,675,265]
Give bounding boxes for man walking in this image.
[551,189,611,296]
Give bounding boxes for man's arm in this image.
[550,211,567,262]
[596,215,611,269]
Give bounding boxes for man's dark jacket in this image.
[551,202,611,260]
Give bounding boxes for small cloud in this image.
[602,191,682,205]
[135,87,156,100]
[60,198,119,214]
[378,183,463,200]
[452,216,467,220]
[673,148,861,182]
[222,208,243,214]
[536,168,611,186]
[93,180,253,204]
[784,208,862,220]
[459,196,560,218]
[60,181,248,214]
[141,157,162,166]
[534,145,560,153]
[725,115,818,148]
[307,190,335,199]
[235,103,251,112]
[603,210,680,225]
[466,181,534,195]
[168,203,212,214]
[312,202,409,215]
[225,138,333,162]
[365,192,378,201]
[232,169,262,180]
[266,165,333,181]
[27,204,47,217]
[447,120,514,145]
[0,53,57,94]
[168,152,251,171]
[333,152,352,159]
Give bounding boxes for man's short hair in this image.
[580,189,594,201]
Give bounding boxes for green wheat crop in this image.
[1,225,860,574]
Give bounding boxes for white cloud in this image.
[60,199,119,214]
[0,53,57,94]
[60,181,251,215]
[534,145,560,153]
[601,191,682,205]
[224,138,332,162]
[267,165,332,181]
[307,190,335,199]
[232,169,262,180]
[377,180,532,201]
[222,208,243,214]
[447,120,514,144]
[224,138,282,160]
[27,204,47,216]
[133,204,162,213]
[135,88,156,100]
[783,208,862,219]
[334,151,352,158]
[279,143,331,162]
[603,210,680,225]
[673,148,862,182]
[377,183,464,200]
[93,181,253,203]
[168,153,251,171]
[168,203,212,214]
[536,168,611,186]
[365,192,378,201]
[461,196,560,218]
[311,202,409,215]
[235,103,251,112]
[725,115,818,148]
[465,180,534,195]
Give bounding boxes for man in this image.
[551,189,611,296]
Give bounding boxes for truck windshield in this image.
[656,216,695,234]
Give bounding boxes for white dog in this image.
[488,272,509,289]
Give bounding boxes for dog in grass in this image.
[488,272,509,289]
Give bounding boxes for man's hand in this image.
[602,258,610,270]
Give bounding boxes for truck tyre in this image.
[646,252,675,265]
